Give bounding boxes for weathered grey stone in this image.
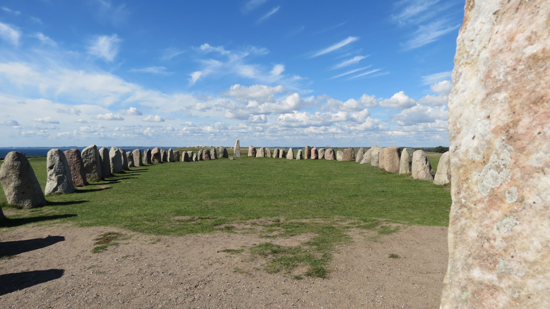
[174,151,180,162]
[336,151,343,161]
[272,149,279,158]
[234,139,241,158]
[355,148,365,163]
[109,147,123,174]
[0,151,47,208]
[398,148,414,174]
[64,149,88,187]
[99,147,112,178]
[248,146,256,157]
[121,149,129,170]
[256,148,264,158]
[342,147,355,161]
[202,149,211,160]
[143,149,152,165]
[127,151,135,168]
[210,148,217,160]
[305,146,311,159]
[360,148,373,164]
[311,147,318,160]
[161,149,167,163]
[379,148,386,169]
[186,151,193,161]
[296,149,302,160]
[411,150,433,181]
[278,149,285,159]
[192,153,198,162]
[45,149,75,195]
[197,149,203,161]
[441,2,550,307]
[168,148,175,162]
[286,148,294,160]
[433,151,451,185]
[151,147,161,163]
[318,148,325,160]
[325,148,335,160]
[265,148,271,158]
[181,151,190,162]
[370,146,382,167]
[383,147,401,174]
[82,145,102,180]
[132,149,142,167]
[218,146,228,158]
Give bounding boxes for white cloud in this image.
[349,69,382,80]
[333,56,367,69]
[57,108,81,115]
[120,107,143,115]
[33,33,57,47]
[199,43,231,55]
[418,94,448,106]
[271,64,284,76]
[391,0,440,24]
[404,19,460,50]
[225,84,285,102]
[96,113,124,120]
[160,48,185,61]
[143,115,165,122]
[431,80,452,95]
[258,6,280,23]
[312,37,358,57]
[34,117,60,124]
[242,0,267,13]
[330,66,372,79]
[379,91,416,109]
[359,94,379,108]
[87,34,121,62]
[421,71,451,85]
[189,71,203,86]
[0,22,21,46]
[92,0,130,27]
[188,103,212,112]
[393,104,448,125]
[131,66,172,75]
[1,7,20,16]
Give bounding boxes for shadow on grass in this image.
[0,269,64,296]
[75,187,112,193]
[0,235,65,257]
[47,200,88,206]
[0,214,77,228]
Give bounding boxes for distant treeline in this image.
[416,146,449,153]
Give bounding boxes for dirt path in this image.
[0,225,448,308]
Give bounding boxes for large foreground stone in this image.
[398,148,414,174]
[370,146,382,167]
[325,148,335,160]
[441,2,550,307]
[82,145,102,180]
[433,151,451,185]
[0,151,47,208]
[99,147,111,178]
[286,148,294,160]
[411,150,433,181]
[151,147,161,163]
[342,147,355,161]
[234,139,241,158]
[64,149,88,187]
[45,149,75,195]
[383,147,401,174]
[132,149,142,167]
[355,148,364,163]
[318,148,325,160]
[143,149,152,165]
[109,147,123,174]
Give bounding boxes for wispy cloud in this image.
[33,32,57,47]
[392,0,440,24]
[97,113,124,121]
[403,19,460,50]
[1,6,21,15]
[421,71,451,85]
[131,66,172,75]
[329,66,372,79]
[332,56,368,69]
[160,48,185,61]
[349,69,381,80]
[87,34,121,62]
[242,0,268,14]
[312,36,358,57]
[92,0,130,27]
[0,22,21,46]
[257,6,280,23]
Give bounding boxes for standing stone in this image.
[370,146,382,167]
[311,147,318,160]
[182,151,190,162]
[143,149,152,165]
[379,148,386,169]
[278,149,285,159]
[342,147,355,161]
[127,151,135,168]
[248,146,256,157]
[441,2,550,307]
[192,153,198,162]
[151,147,161,163]
[433,151,451,185]
[64,149,88,187]
[219,146,228,158]
[272,149,279,158]
[383,147,401,174]
[132,149,142,167]
[286,148,294,160]
[109,147,123,174]
[161,149,167,163]
[411,150,433,181]
[121,149,129,170]
[305,146,311,159]
[186,151,193,161]
[296,149,302,160]
[325,148,335,160]
[174,151,180,162]
[398,148,414,174]
[99,147,112,178]
[197,149,203,161]
[168,148,175,162]
[45,149,75,195]
[210,148,217,160]
[336,151,343,161]
[318,148,325,160]
[361,148,373,165]
[202,149,211,160]
[355,148,365,163]
[256,148,264,158]
[265,148,271,158]
[0,151,47,208]
[234,139,241,158]
[82,145,102,181]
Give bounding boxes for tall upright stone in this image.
[278,149,285,159]
[360,148,373,165]
[286,148,294,160]
[355,148,365,163]
[441,2,550,307]
[132,149,142,167]
[378,148,386,169]
[370,146,382,167]
[272,148,279,158]
[411,150,433,181]
[305,146,311,159]
[161,149,167,163]
[248,146,256,157]
[197,149,203,161]
[174,151,180,162]
[143,149,152,165]
[0,151,47,208]
[383,147,401,174]
[182,151,190,162]
[342,147,355,161]
[325,148,335,160]
[318,148,325,160]
[265,148,271,158]
[121,149,129,170]
[45,149,75,195]
[336,151,343,161]
[210,148,217,160]
[82,145,102,181]
[186,151,193,161]
[151,147,161,163]
[311,147,318,160]
[168,148,175,162]
[109,147,123,174]
[64,149,88,187]
[202,149,211,160]
[99,147,111,178]
[219,146,228,158]
[433,151,451,185]
[234,139,241,158]
[296,149,302,160]
[127,151,135,168]
[192,153,198,162]
[256,148,264,158]
[398,148,414,174]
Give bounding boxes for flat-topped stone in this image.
[45,149,75,195]
[0,151,47,209]
[64,149,88,187]
[325,148,335,160]
[82,145,102,181]
[174,151,180,162]
[132,149,142,167]
[151,147,162,163]
[411,150,433,181]
[318,148,325,160]
[256,148,264,158]
[305,146,311,159]
[99,147,111,178]
[342,147,355,161]
[398,148,414,174]
[336,150,343,161]
[109,147,123,174]
[383,147,401,174]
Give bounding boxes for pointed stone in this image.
[433,151,451,185]
[234,139,241,158]
[109,147,123,174]
[45,149,75,195]
[127,151,135,168]
[143,149,152,165]
[286,148,294,160]
[82,145,102,181]
[64,149,88,187]
[369,146,382,167]
[296,149,302,160]
[197,149,203,161]
[0,151,47,208]
[356,148,365,163]
[360,148,373,165]
[272,149,279,158]
[398,148,414,174]
[99,147,112,178]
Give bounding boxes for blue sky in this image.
[0,0,464,147]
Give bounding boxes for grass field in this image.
[0,148,450,278]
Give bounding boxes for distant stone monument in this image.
[398,148,414,174]
[181,151,190,162]
[0,151,47,208]
[197,149,203,161]
[99,147,112,178]
[109,147,123,174]
[336,151,343,161]
[168,148,175,162]
[64,148,88,187]
[143,149,152,165]
[174,150,180,162]
[272,149,279,158]
[286,148,294,160]
[342,147,355,161]
[296,149,302,160]
[132,149,142,167]
[433,151,451,185]
[360,148,373,165]
[278,149,285,159]
[325,148,335,160]
[265,148,271,158]
[256,148,264,158]
[127,151,135,168]
[161,149,167,162]
[210,148,217,160]
[151,147,161,163]
[318,148,325,160]
[219,146,228,158]
[311,147,318,160]
[248,146,256,157]
[355,148,365,163]
[121,149,129,170]
[202,149,211,160]
[45,149,75,195]
[411,150,433,181]
[82,145,102,181]
[234,139,241,158]
[305,146,311,159]
[379,148,386,169]
[370,146,382,167]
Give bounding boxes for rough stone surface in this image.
[143,149,152,165]
[411,150,433,181]
[305,146,311,159]
[168,149,175,162]
[219,147,228,158]
[63,149,88,187]
[0,151,47,209]
[197,149,203,161]
[132,149,142,167]
[379,148,386,170]
[355,148,365,163]
[318,148,325,160]
[202,149,211,160]
[272,149,279,158]
[161,149,167,163]
[182,151,190,162]
[441,2,550,307]
[296,149,302,160]
[82,145,102,180]
[174,151,180,162]
[186,151,193,162]
[383,147,401,174]
[248,146,256,157]
[234,140,241,158]
[121,149,129,170]
[265,148,271,158]
[370,146,382,167]
[256,148,264,158]
[127,151,135,168]
[210,148,217,160]
[278,149,285,159]
[45,149,75,195]
[311,147,318,160]
[151,147,162,163]
[398,148,414,174]
[99,147,112,178]
[342,148,355,161]
[360,148,373,165]
[433,152,451,185]
[336,151,343,161]
[286,148,294,160]
[109,147,123,174]
[192,153,198,162]
[325,148,335,160]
